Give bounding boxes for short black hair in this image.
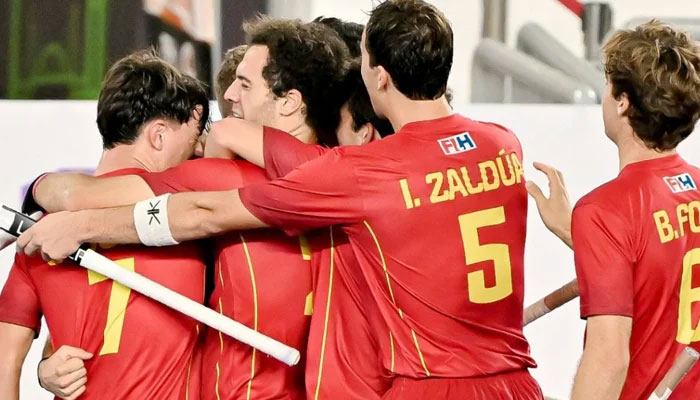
[365,0,453,100]
[97,49,210,149]
[342,63,393,137]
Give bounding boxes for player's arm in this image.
[17,189,266,261]
[205,117,264,166]
[526,162,573,248]
[571,315,632,400]
[258,125,329,178]
[18,150,363,262]
[34,173,153,213]
[205,118,327,177]
[0,322,34,400]
[0,256,43,399]
[570,201,635,399]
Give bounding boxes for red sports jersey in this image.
[572,154,700,400]
[142,157,312,400]
[240,115,538,388]
[0,168,206,400]
[263,128,392,399]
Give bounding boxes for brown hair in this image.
[215,45,247,117]
[97,48,210,149]
[244,17,349,146]
[603,20,700,151]
[365,0,453,100]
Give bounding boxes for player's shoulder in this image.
[177,157,242,170]
[574,174,637,214]
[469,118,521,148]
[182,157,265,177]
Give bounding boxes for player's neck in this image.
[616,132,676,171]
[94,145,155,176]
[280,120,317,145]
[385,95,452,132]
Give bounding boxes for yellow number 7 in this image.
[88,258,135,355]
[459,207,513,304]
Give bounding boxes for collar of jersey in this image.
[619,153,685,175]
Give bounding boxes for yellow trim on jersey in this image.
[218,298,225,353]
[411,330,431,376]
[215,296,224,400]
[314,228,335,400]
[241,234,259,400]
[215,363,221,400]
[363,221,397,304]
[305,291,314,316]
[218,260,225,288]
[185,347,194,400]
[299,234,312,260]
[389,332,395,373]
[363,221,430,377]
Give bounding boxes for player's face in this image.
[161,109,203,170]
[336,103,363,146]
[360,30,385,119]
[224,45,277,127]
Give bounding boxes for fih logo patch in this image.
[664,173,696,193]
[438,132,477,155]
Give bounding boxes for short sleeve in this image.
[263,127,329,179]
[572,202,635,319]
[141,158,249,195]
[240,149,365,236]
[0,254,42,334]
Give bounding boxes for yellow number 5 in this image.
[459,207,513,304]
[678,248,700,344]
[88,258,135,355]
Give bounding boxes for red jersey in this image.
[262,128,392,399]
[572,154,700,400]
[0,168,206,400]
[142,157,312,400]
[240,114,536,381]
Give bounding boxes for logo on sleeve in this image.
[438,132,477,155]
[664,173,696,193]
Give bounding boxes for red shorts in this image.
[383,369,543,400]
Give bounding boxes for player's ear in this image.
[358,123,377,145]
[279,89,303,117]
[376,66,390,92]
[617,92,630,117]
[145,119,168,151]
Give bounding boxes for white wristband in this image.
[133,194,179,247]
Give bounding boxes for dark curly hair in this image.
[603,20,700,151]
[97,49,210,150]
[314,16,363,58]
[365,0,453,100]
[244,17,349,146]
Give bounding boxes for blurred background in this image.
[1,0,699,105]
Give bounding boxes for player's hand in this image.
[526,162,573,248]
[204,118,237,159]
[16,211,84,262]
[38,345,93,400]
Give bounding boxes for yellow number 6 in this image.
[459,207,513,304]
[678,248,700,344]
